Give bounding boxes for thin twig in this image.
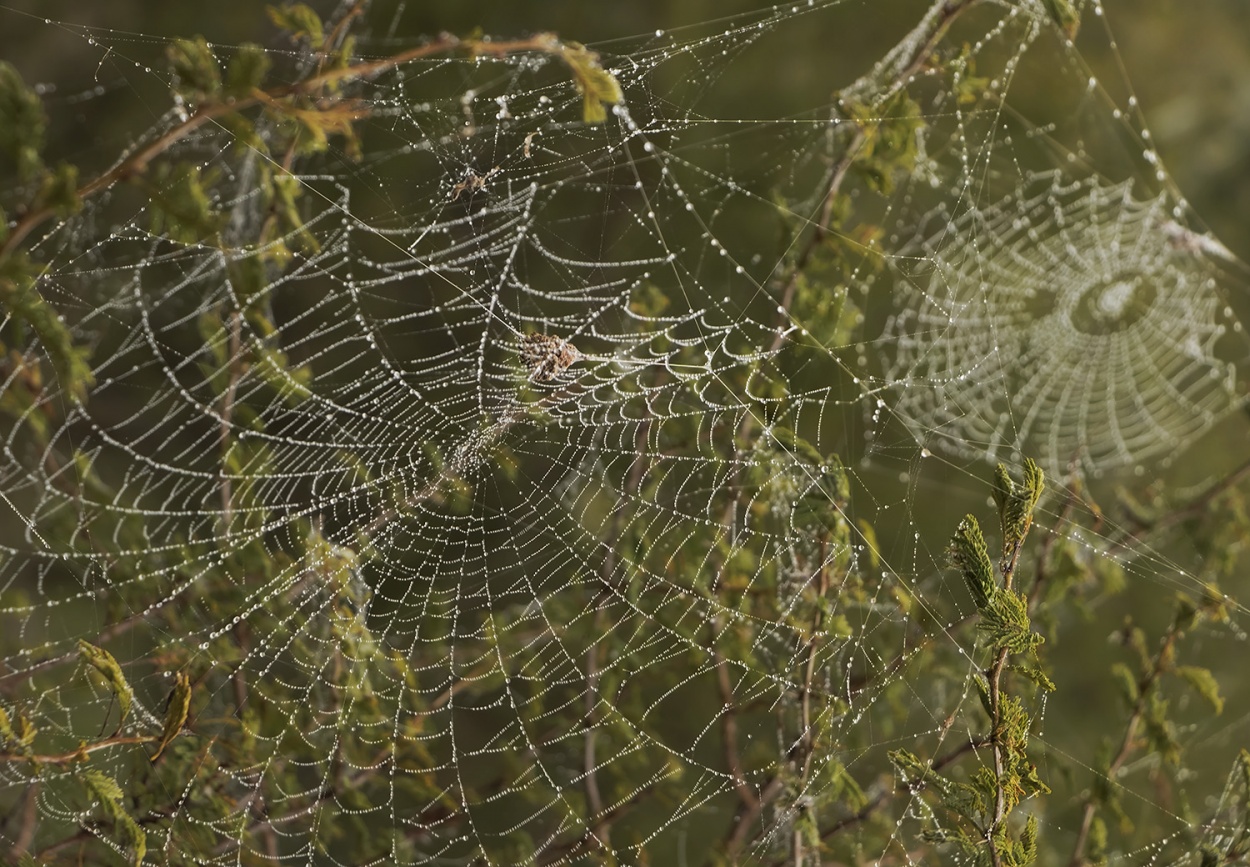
[219,309,243,530]
[6,780,39,861]
[767,0,981,352]
[1028,483,1080,613]
[580,418,652,855]
[1067,624,1183,867]
[711,632,760,813]
[985,642,1011,867]
[761,737,989,867]
[0,734,156,765]
[722,5,986,860]
[0,31,601,260]
[1108,454,1250,557]
[726,775,787,860]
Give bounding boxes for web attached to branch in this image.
[1,1,1248,865]
[884,172,1241,475]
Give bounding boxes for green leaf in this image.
[1110,661,1138,707]
[857,518,882,573]
[1087,815,1109,865]
[982,587,1041,654]
[841,88,923,194]
[226,250,269,315]
[81,767,125,807]
[147,162,223,245]
[951,515,995,612]
[77,640,133,729]
[629,282,670,317]
[167,36,222,104]
[269,171,319,254]
[555,41,623,124]
[225,43,271,98]
[0,253,95,402]
[0,61,46,182]
[1009,661,1056,693]
[267,3,324,46]
[952,49,992,106]
[993,459,1044,572]
[0,704,36,751]
[1176,665,1224,715]
[1142,690,1181,765]
[268,97,367,158]
[81,769,146,866]
[151,671,191,762]
[1041,0,1081,41]
[37,162,81,216]
[821,753,868,810]
[16,712,36,747]
[1020,813,1039,865]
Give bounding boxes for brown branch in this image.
[782,735,988,867]
[711,635,760,814]
[580,414,652,854]
[317,0,369,73]
[0,734,156,765]
[5,780,39,862]
[219,309,244,530]
[710,10,986,846]
[985,642,1011,867]
[0,30,607,261]
[1067,623,1184,867]
[766,0,982,353]
[1108,454,1250,557]
[726,774,787,861]
[792,548,833,866]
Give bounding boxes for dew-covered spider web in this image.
[2,0,1250,865]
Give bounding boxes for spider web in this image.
[2,1,1249,865]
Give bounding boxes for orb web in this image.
[883,173,1243,476]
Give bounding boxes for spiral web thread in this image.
[1,1,1248,865]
